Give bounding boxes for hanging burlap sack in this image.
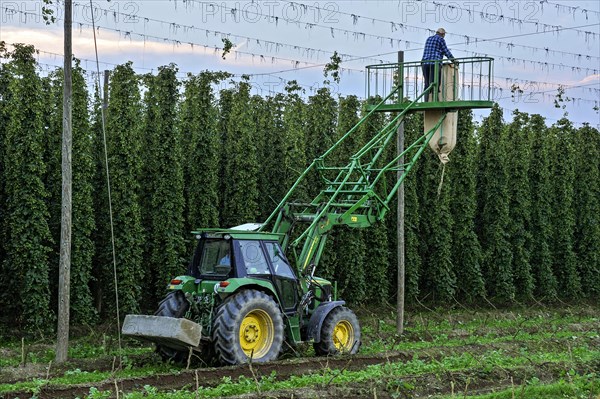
[425,110,457,164]
[440,63,459,102]
[424,64,458,164]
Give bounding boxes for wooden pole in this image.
[56,0,73,364]
[396,51,405,334]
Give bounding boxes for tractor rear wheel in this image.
[212,289,284,365]
[314,306,361,356]
[154,291,190,363]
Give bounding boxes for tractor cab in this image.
[187,230,301,314]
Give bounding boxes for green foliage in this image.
[448,109,485,301]
[220,79,260,227]
[323,51,342,84]
[400,113,423,302]
[0,45,7,275]
[359,102,390,303]
[90,84,110,317]
[549,118,581,298]
[141,64,186,302]
[304,87,338,277]
[253,93,280,220]
[217,88,234,224]
[0,48,599,336]
[573,124,600,297]
[476,104,514,302]
[437,373,599,399]
[418,150,456,302]
[43,64,97,324]
[0,44,54,333]
[330,95,366,301]
[69,63,98,324]
[305,87,338,198]
[505,111,534,298]
[259,87,309,218]
[361,225,390,303]
[280,81,309,202]
[42,74,62,312]
[180,72,228,237]
[102,62,145,315]
[41,0,56,23]
[527,114,557,299]
[221,38,233,59]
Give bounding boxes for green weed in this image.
[436,371,598,398]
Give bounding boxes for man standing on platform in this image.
[422,28,456,101]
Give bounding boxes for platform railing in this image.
[365,56,494,106]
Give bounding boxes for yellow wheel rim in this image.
[239,309,274,359]
[333,320,354,352]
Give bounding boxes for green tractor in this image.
[147,227,360,365]
[122,58,494,365]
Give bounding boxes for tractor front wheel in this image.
[154,290,190,362]
[314,306,361,356]
[212,289,284,365]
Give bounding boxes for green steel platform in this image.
[365,57,494,112]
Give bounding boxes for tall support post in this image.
[396,51,406,334]
[56,0,73,364]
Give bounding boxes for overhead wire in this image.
[3,5,598,77]
[247,23,600,77]
[427,0,599,38]
[279,0,600,61]
[68,0,600,63]
[68,1,389,65]
[2,42,351,99]
[543,1,600,18]
[3,3,598,121]
[183,0,600,59]
[495,82,600,101]
[453,49,598,75]
[5,7,595,91]
[5,3,599,62]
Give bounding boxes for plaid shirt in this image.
[422,34,454,62]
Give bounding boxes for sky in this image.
[1,0,599,127]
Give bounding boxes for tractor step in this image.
[122,315,202,351]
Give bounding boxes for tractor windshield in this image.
[198,239,232,277]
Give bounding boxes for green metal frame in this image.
[260,57,495,275]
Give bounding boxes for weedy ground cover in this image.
[0,303,598,398]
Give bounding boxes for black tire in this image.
[212,289,284,365]
[314,306,361,356]
[154,291,190,363]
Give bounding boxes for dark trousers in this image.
[422,63,441,101]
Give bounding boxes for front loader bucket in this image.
[122,315,202,351]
